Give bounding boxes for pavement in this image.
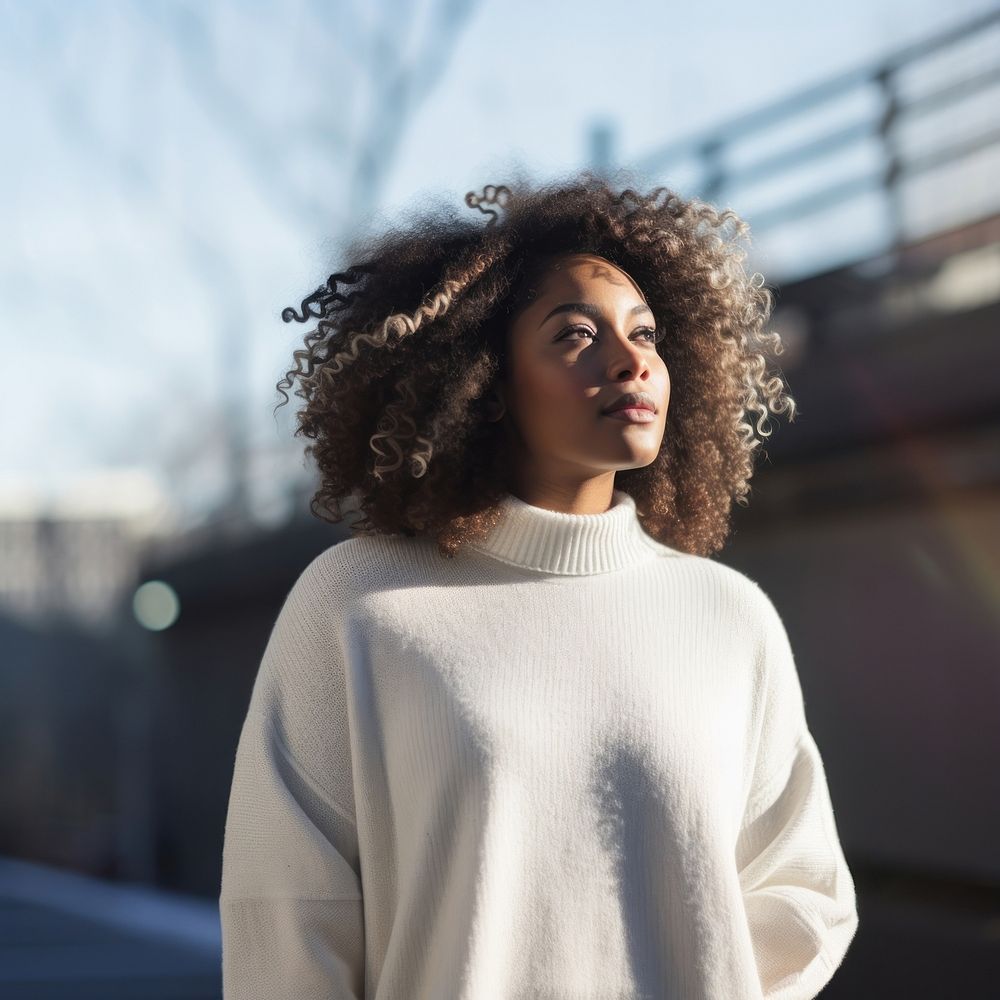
[0,856,220,999]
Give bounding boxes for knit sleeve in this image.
[219,548,366,1000]
[736,587,859,1000]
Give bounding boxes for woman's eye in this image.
[559,325,597,341]
[559,325,661,343]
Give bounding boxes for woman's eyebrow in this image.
[538,301,654,328]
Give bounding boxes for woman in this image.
[219,173,859,999]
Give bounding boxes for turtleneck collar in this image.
[465,488,669,576]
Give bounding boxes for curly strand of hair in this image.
[274,337,317,409]
[316,242,503,403]
[369,371,425,482]
[367,423,405,481]
[464,183,513,225]
[280,264,377,324]
[367,253,504,482]
[323,264,475,378]
[273,266,377,414]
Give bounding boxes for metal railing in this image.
[591,9,1000,277]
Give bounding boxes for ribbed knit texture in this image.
[219,489,858,999]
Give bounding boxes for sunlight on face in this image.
[497,253,671,491]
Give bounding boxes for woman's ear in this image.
[484,386,506,422]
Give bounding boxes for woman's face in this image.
[494,252,670,499]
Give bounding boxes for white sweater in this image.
[219,488,858,999]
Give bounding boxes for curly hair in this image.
[274,168,797,559]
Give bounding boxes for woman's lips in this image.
[602,407,657,423]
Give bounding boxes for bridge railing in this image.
[591,9,1000,281]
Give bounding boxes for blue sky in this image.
[379,0,994,212]
[2,0,996,528]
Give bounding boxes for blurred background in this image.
[2,0,999,996]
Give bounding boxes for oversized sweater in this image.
[219,488,859,999]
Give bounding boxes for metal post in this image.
[589,121,615,176]
[875,65,906,258]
